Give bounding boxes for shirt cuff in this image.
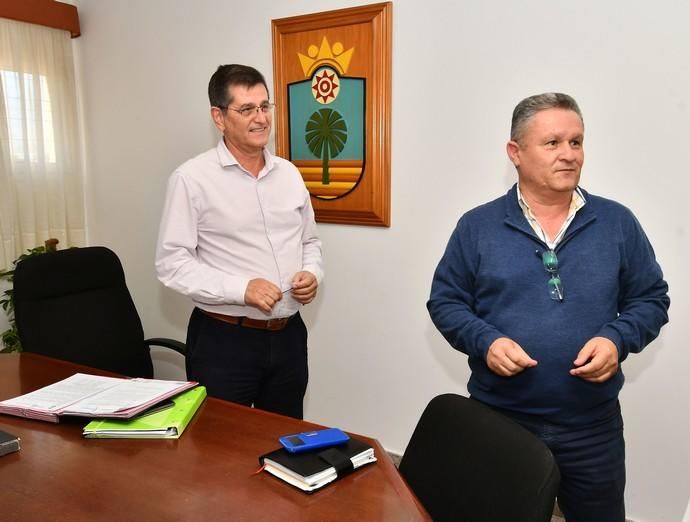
[223,276,250,305]
[302,265,324,285]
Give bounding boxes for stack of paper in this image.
[0,373,197,423]
[260,437,377,493]
[83,386,207,439]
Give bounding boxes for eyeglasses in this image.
[224,102,275,118]
[536,249,564,301]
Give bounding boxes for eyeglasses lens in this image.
[542,251,558,272]
[542,250,563,301]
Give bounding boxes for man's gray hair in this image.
[510,93,583,142]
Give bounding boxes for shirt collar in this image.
[516,183,587,248]
[516,183,587,216]
[215,138,276,174]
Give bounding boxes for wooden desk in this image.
[0,353,429,521]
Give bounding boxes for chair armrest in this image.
[145,337,186,356]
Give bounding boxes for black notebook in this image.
[0,429,20,457]
[259,437,377,493]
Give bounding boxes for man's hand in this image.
[570,337,619,383]
[486,337,538,376]
[244,278,282,313]
[290,271,318,304]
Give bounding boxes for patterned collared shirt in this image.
[517,184,587,250]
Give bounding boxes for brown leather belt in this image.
[201,310,293,331]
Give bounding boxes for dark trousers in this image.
[486,400,626,522]
[185,308,309,419]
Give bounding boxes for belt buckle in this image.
[266,317,284,330]
[266,317,290,331]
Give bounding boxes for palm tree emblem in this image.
[305,108,347,185]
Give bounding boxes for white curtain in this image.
[0,18,85,270]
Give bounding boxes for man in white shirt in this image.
[156,64,323,419]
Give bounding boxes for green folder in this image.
[82,386,207,439]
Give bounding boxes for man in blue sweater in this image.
[427,93,669,522]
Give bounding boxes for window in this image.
[0,18,85,270]
[1,70,56,164]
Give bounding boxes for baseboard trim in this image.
[385,450,402,468]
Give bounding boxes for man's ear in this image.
[506,140,521,167]
[210,107,225,131]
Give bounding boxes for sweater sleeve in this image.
[427,218,505,359]
[596,211,669,361]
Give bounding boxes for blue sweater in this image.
[427,185,669,423]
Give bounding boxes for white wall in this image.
[72,1,689,520]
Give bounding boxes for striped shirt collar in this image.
[517,184,587,249]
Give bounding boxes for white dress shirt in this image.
[156,139,323,319]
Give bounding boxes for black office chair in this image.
[399,393,560,522]
[13,246,185,378]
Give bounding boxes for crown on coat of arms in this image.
[298,36,354,77]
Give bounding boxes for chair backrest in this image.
[399,394,560,522]
[13,246,154,378]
